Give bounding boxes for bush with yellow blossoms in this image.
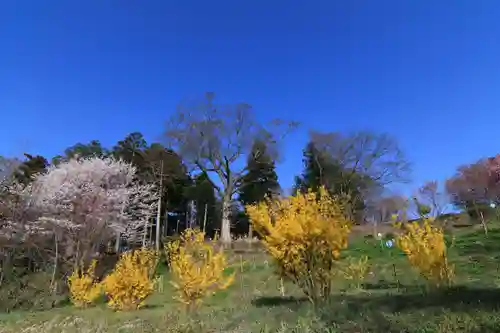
[246,187,352,304]
[395,218,454,288]
[102,247,159,311]
[68,260,103,308]
[165,228,234,312]
[342,255,370,290]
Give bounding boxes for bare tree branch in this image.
[416,180,449,218]
[164,92,297,243]
[310,130,411,187]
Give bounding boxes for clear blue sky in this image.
[1,1,500,196]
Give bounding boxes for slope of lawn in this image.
[2,227,500,333]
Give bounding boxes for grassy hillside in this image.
[1,226,500,332]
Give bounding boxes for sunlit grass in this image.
[2,227,500,332]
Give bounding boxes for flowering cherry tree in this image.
[27,157,157,268]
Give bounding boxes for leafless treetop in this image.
[165,92,296,195]
[309,130,411,186]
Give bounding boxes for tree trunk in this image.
[248,223,253,250]
[473,201,488,236]
[203,203,208,233]
[221,196,231,245]
[149,221,153,244]
[155,191,162,251]
[480,211,488,236]
[164,207,169,236]
[115,232,120,253]
[142,218,148,247]
[74,240,81,271]
[51,231,59,295]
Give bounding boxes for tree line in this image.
[1,92,498,246]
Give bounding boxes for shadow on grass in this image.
[251,285,500,312]
[362,280,413,290]
[341,285,500,313]
[141,304,164,310]
[251,296,308,308]
[314,285,500,332]
[454,228,500,257]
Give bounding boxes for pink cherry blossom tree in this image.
[1,156,158,274]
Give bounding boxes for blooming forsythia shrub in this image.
[246,187,352,303]
[166,228,234,311]
[395,218,454,288]
[68,260,102,308]
[102,247,159,311]
[342,255,370,290]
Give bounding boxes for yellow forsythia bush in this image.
[68,260,102,308]
[246,187,352,303]
[102,247,159,311]
[342,255,370,290]
[395,218,454,288]
[166,228,234,311]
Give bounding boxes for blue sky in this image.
[1,1,500,196]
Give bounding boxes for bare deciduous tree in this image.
[165,92,296,244]
[310,130,411,187]
[416,181,448,218]
[308,130,410,222]
[371,195,407,223]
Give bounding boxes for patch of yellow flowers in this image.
[246,187,352,303]
[165,228,234,312]
[68,248,159,311]
[67,260,102,308]
[102,247,159,311]
[342,255,370,290]
[395,218,454,288]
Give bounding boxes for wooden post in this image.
[203,203,208,233]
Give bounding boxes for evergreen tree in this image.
[185,173,219,236]
[53,140,109,164]
[143,143,190,213]
[294,141,342,195]
[14,153,49,184]
[294,141,368,222]
[112,132,148,171]
[135,141,192,238]
[110,134,192,241]
[238,140,280,207]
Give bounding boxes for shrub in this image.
[67,260,102,308]
[1,271,68,312]
[246,187,352,304]
[102,247,159,311]
[342,255,369,290]
[165,228,234,312]
[395,218,454,288]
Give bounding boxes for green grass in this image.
[2,228,500,332]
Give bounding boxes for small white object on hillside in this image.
[490,203,496,209]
